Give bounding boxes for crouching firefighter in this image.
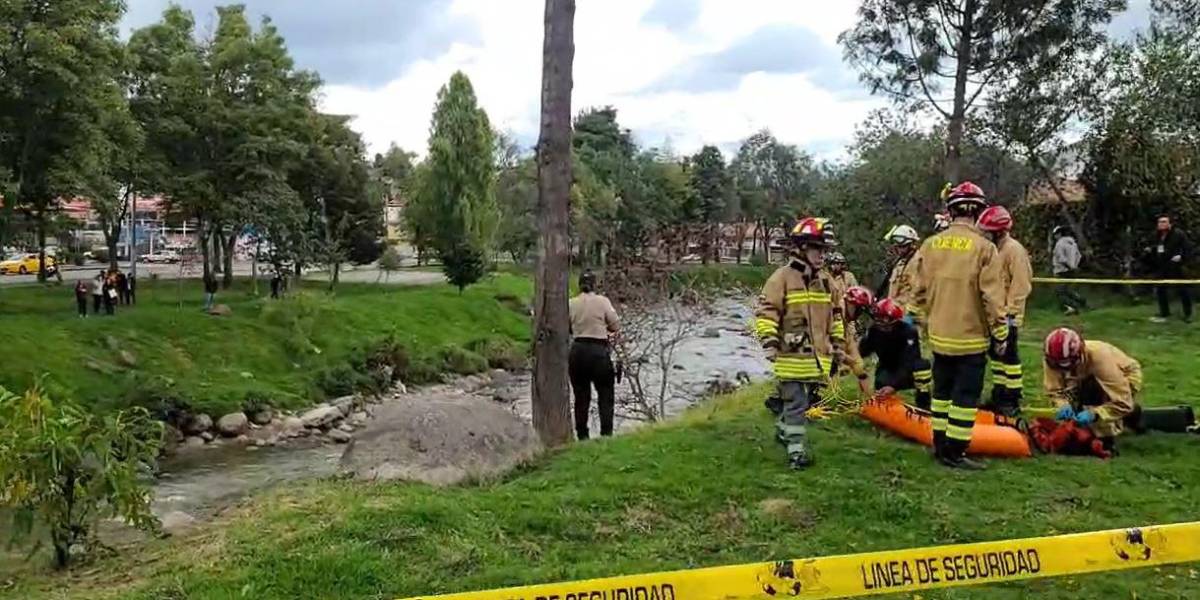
[860,297,933,410]
[913,181,1009,470]
[1042,328,1142,453]
[756,217,845,470]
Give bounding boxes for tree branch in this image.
[903,10,953,119]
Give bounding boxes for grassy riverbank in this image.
[0,274,533,416]
[4,297,1199,599]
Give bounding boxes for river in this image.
[149,298,769,527]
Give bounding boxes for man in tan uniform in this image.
[755,217,844,469]
[1043,328,1142,447]
[568,271,620,440]
[977,205,1033,416]
[912,182,1009,470]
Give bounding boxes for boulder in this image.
[339,394,542,487]
[216,412,249,437]
[329,429,352,444]
[393,382,408,396]
[208,304,232,317]
[331,396,356,417]
[489,369,514,387]
[349,411,369,427]
[248,409,274,426]
[280,416,305,438]
[160,511,198,535]
[183,436,206,448]
[182,413,213,436]
[199,431,215,443]
[300,405,343,429]
[701,327,721,338]
[337,422,355,433]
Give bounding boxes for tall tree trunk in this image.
[105,227,120,273]
[945,0,977,184]
[1032,155,1093,257]
[531,0,576,447]
[735,221,745,264]
[212,229,225,276]
[329,261,340,291]
[222,228,237,289]
[36,214,48,282]
[199,218,212,283]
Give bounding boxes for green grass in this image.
[4,296,1200,599]
[0,274,533,416]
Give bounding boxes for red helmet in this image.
[946,181,987,211]
[790,217,836,248]
[872,297,905,323]
[977,205,1014,233]
[845,286,874,309]
[1044,327,1084,369]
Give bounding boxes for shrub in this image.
[467,337,527,370]
[437,346,488,375]
[315,363,370,398]
[0,384,162,568]
[262,292,334,359]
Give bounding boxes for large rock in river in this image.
[339,395,541,486]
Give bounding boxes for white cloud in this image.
[318,1,882,160]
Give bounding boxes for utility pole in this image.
[531,0,577,446]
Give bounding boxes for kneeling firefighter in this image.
[1043,328,1141,452]
[859,297,933,410]
[568,271,620,440]
[756,217,845,470]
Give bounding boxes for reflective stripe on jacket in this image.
[756,261,844,382]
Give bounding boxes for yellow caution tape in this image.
[401,522,1200,600]
[1034,277,1200,285]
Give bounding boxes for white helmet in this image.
[884,225,919,245]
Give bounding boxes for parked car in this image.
[143,250,181,264]
[0,253,58,275]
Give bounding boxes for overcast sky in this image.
[123,0,1153,160]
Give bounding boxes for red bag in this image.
[1028,418,1112,459]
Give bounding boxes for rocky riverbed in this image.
[148,297,769,533]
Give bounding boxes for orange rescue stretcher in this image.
[860,396,1033,458]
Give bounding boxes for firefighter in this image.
[879,224,921,322]
[842,285,875,398]
[859,297,933,410]
[1043,328,1142,450]
[977,205,1033,417]
[756,217,845,469]
[827,251,859,293]
[568,270,620,440]
[912,181,1009,470]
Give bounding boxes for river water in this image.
[150,298,769,525]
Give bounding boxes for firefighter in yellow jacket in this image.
[912,182,1009,470]
[880,224,921,317]
[756,217,844,469]
[976,205,1033,416]
[1043,328,1142,447]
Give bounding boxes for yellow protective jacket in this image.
[756,260,845,382]
[826,269,867,378]
[912,223,1008,356]
[1044,341,1142,437]
[997,236,1033,326]
[887,254,920,313]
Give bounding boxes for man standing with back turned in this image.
[913,182,1009,470]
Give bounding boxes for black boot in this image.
[788,445,814,470]
[939,439,986,471]
[931,430,947,460]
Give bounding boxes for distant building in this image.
[1024,179,1087,205]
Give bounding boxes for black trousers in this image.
[569,339,616,440]
[1156,284,1193,319]
[1054,270,1087,311]
[76,297,88,316]
[931,353,987,455]
[989,326,1022,413]
[93,295,102,313]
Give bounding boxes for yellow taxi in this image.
[0,253,57,275]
